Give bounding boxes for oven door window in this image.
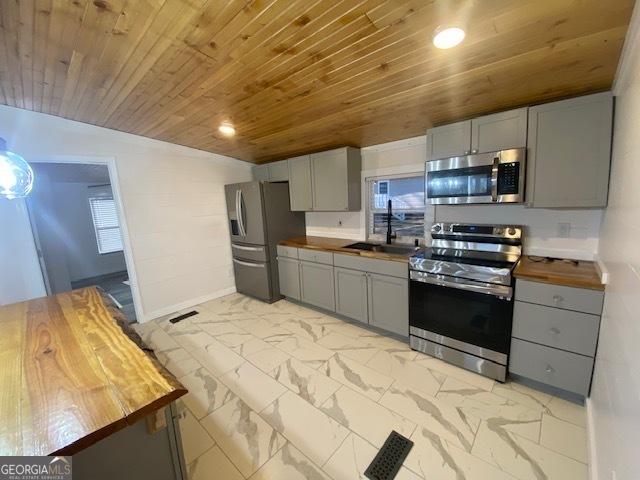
[409,280,513,354]
[427,166,492,198]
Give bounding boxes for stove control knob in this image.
[508,227,517,236]
[432,224,441,232]
[495,228,503,235]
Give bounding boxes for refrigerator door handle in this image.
[231,244,264,252]
[238,189,247,237]
[233,258,265,268]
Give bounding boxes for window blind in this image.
[89,197,123,254]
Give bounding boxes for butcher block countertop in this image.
[279,235,414,262]
[514,256,605,291]
[0,287,187,456]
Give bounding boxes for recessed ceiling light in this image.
[433,26,465,49]
[219,123,236,136]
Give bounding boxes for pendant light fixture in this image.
[0,138,34,199]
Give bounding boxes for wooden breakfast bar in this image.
[0,287,188,479]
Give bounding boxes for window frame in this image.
[365,172,426,244]
[88,196,124,255]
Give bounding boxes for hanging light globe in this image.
[0,138,34,199]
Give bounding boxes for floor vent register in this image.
[169,310,199,324]
[364,430,414,480]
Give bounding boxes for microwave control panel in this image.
[497,162,520,195]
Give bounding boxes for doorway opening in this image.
[27,162,137,323]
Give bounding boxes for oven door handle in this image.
[490,155,499,202]
[410,270,512,300]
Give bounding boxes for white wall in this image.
[0,105,252,320]
[0,198,46,305]
[589,5,640,479]
[306,136,603,260]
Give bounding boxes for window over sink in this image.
[366,173,425,242]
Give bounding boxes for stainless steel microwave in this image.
[425,148,526,205]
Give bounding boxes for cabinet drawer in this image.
[515,279,604,315]
[513,301,600,356]
[509,338,594,396]
[298,248,333,265]
[277,245,298,259]
[333,253,407,279]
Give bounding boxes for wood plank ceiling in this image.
[0,0,634,163]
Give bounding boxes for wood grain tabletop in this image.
[0,287,187,456]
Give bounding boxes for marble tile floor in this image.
[134,293,589,480]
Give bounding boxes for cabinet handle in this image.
[552,294,564,304]
[549,327,561,335]
[471,149,478,154]
[545,365,555,374]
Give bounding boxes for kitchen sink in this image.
[344,242,419,255]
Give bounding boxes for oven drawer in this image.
[276,245,298,259]
[509,338,594,396]
[298,248,333,265]
[512,301,600,356]
[515,279,604,315]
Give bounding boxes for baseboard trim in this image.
[139,286,237,323]
[586,397,598,480]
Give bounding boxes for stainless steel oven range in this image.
[409,223,523,382]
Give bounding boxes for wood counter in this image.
[0,287,187,456]
[514,256,605,291]
[279,235,413,262]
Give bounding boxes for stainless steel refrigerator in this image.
[225,181,306,302]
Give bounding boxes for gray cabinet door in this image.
[426,120,472,160]
[253,165,270,181]
[269,160,289,182]
[311,149,349,211]
[277,257,300,300]
[367,273,408,336]
[527,92,613,208]
[288,155,313,211]
[300,261,335,311]
[471,107,528,153]
[334,267,368,323]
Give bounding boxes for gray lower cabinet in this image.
[526,91,613,208]
[277,257,301,300]
[334,267,368,323]
[367,273,408,336]
[300,260,335,311]
[509,278,603,397]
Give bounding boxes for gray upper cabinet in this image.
[334,267,368,324]
[252,164,270,181]
[526,92,613,208]
[426,120,472,160]
[300,261,335,311]
[471,107,528,153]
[252,160,289,182]
[268,160,289,181]
[288,155,313,211]
[288,147,361,211]
[367,273,408,337]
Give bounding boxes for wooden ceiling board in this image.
[0,0,634,163]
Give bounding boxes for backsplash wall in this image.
[305,136,603,260]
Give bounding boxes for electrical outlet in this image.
[557,222,571,237]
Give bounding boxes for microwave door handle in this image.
[491,156,499,202]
